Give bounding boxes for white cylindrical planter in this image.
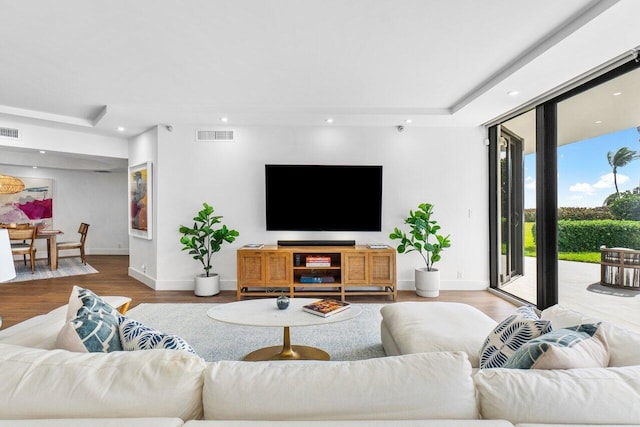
[194,273,220,297]
[415,268,440,298]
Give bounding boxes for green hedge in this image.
[557,220,640,252]
[524,207,612,223]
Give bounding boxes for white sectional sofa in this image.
[0,299,639,426]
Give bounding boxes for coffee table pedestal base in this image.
[243,326,330,361]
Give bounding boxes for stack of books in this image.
[302,299,351,317]
[306,255,331,267]
[299,275,335,283]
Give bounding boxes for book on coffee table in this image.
[302,299,351,318]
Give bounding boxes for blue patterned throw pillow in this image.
[62,307,123,352]
[67,285,123,322]
[119,318,198,355]
[504,323,609,369]
[479,306,552,369]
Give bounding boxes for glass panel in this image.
[556,66,640,331]
[496,109,537,304]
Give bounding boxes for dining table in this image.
[35,229,63,271]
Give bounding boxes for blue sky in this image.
[524,126,640,208]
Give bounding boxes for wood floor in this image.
[0,255,517,329]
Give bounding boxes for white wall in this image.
[0,120,128,158]
[0,164,128,256]
[127,127,159,288]
[142,125,489,291]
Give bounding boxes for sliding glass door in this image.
[489,57,640,327]
[490,110,536,304]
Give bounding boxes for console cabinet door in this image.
[369,251,395,285]
[265,251,291,285]
[344,252,369,284]
[237,252,265,286]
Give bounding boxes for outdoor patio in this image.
[502,256,640,332]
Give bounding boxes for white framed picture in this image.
[128,161,152,239]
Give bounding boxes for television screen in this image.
[265,165,382,231]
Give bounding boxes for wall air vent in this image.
[0,126,20,141]
[195,129,235,142]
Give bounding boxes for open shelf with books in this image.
[237,245,396,301]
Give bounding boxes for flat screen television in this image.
[265,164,383,231]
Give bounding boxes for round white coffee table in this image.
[207,298,361,361]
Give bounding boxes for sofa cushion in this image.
[0,419,185,427]
[380,302,498,368]
[474,365,640,424]
[203,352,478,420]
[56,306,123,352]
[185,421,515,426]
[541,304,640,367]
[0,343,205,420]
[120,318,197,355]
[515,425,636,427]
[503,323,609,369]
[479,306,552,369]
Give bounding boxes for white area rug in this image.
[126,303,386,361]
[9,258,98,282]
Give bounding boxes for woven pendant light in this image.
[0,175,25,194]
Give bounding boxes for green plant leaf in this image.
[179,202,240,275]
[390,202,449,269]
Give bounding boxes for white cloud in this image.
[525,176,535,190]
[569,173,630,196]
[593,172,628,189]
[569,182,595,194]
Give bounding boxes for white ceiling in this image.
[0,0,639,141]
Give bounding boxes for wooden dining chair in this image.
[56,223,90,265]
[8,226,37,273]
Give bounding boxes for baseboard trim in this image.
[128,267,155,289]
[397,279,488,291]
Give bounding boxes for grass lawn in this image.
[523,222,600,263]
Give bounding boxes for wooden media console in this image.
[237,245,396,301]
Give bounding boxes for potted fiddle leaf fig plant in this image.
[179,202,239,296]
[389,202,451,297]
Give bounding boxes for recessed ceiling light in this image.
[404,119,413,124]
[39,150,46,154]
[220,117,229,123]
[595,120,603,124]
[507,90,520,96]
[325,118,334,124]
[32,166,38,169]
[613,92,622,96]
[117,126,125,132]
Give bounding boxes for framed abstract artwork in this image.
[0,177,54,228]
[129,162,152,239]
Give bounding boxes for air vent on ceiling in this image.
[0,126,20,141]
[195,129,235,142]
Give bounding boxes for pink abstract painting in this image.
[0,177,53,228]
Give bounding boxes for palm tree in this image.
[607,147,638,197]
